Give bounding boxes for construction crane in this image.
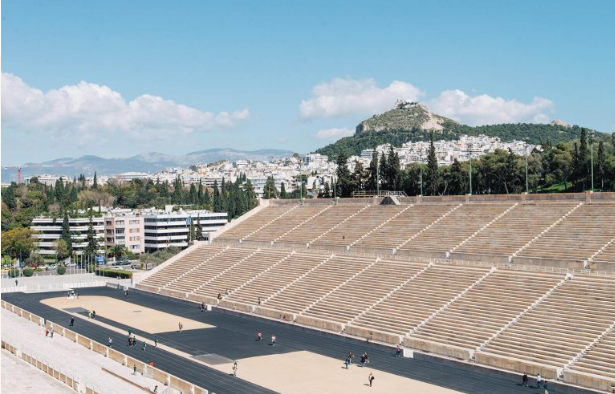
[2,164,73,184]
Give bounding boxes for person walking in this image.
[132,335,137,346]
[128,336,133,346]
[108,337,113,348]
[142,342,147,351]
[132,365,137,375]
[15,279,18,287]
[69,317,74,326]
[544,380,549,394]
[522,373,528,387]
[92,310,96,319]
[49,327,54,338]
[344,355,350,369]
[154,338,158,347]
[271,335,276,346]
[45,327,49,337]
[232,361,238,377]
[257,332,262,341]
[178,322,183,332]
[124,289,128,297]
[368,372,375,387]
[395,345,402,357]
[536,373,542,388]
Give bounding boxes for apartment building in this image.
[31,215,105,258]
[104,210,145,254]
[142,206,227,252]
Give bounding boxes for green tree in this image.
[448,159,466,195]
[366,150,379,191]
[352,160,367,191]
[53,239,69,261]
[83,212,98,260]
[385,146,402,190]
[597,141,606,190]
[196,214,203,240]
[1,228,37,259]
[335,153,353,197]
[263,177,278,199]
[212,180,221,212]
[426,133,439,195]
[189,184,197,205]
[61,211,73,257]
[280,182,287,199]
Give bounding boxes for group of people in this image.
[523,373,549,393]
[45,326,55,338]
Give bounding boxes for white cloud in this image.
[1,73,249,147]
[314,127,355,140]
[299,77,424,120]
[428,89,554,126]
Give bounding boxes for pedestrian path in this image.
[1,349,74,394]
[1,309,178,394]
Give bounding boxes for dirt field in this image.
[41,295,214,333]
[209,350,464,394]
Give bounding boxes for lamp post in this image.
[419,148,424,196]
[590,130,595,191]
[525,147,529,194]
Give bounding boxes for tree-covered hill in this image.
[314,102,601,158]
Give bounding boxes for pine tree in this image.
[579,128,589,190]
[335,153,353,197]
[280,182,287,198]
[352,161,367,191]
[263,177,278,199]
[61,211,73,259]
[367,150,379,191]
[386,146,401,190]
[189,184,197,205]
[449,159,466,195]
[197,182,204,205]
[379,152,389,190]
[212,180,221,212]
[196,214,203,240]
[426,133,439,195]
[92,172,98,189]
[84,211,97,261]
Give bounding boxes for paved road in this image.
[3,288,595,394]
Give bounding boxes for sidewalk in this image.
[1,309,178,394]
[1,348,74,394]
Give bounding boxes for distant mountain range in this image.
[1,148,294,182]
[316,101,599,159]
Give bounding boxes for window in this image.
[116,229,125,234]
[116,220,125,226]
[129,220,140,225]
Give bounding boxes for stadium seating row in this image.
[216,202,615,268]
[137,244,615,390]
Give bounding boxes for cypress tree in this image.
[426,133,439,195]
[597,141,606,190]
[335,153,353,197]
[213,180,221,212]
[84,211,97,261]
[367,150,379,191]
[196,214,203,240]
[61,211,73,258]
[280,182,287,199]
[189,184,197,205]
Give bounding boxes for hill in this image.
[1,148,294,182]
[315,101,593,158]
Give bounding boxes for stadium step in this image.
[239,205,299,242]
[346,261,434,327]
[394,204,462,252]
[162,246,229,290]
[406,266,497,337]
[191,248,261,294]
[564,319,615,371]
[308,205,371,246]
[588,234,615,262]
[475,273,570,355]
[349,204,414,248]
[298,258,380,315]
[226,251,295,297]
[450,203,518,254]
[273,205,331,244]
[262,253,335,304]
[511,202,583,258]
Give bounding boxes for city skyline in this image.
[2,0,614,164]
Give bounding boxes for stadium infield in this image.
[3,287,600,394]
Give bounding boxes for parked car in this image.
[46,264,58,271]
[66,262,77,268]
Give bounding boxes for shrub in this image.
[86,264,96,273]
[22,268,34,277]
[8,268,20,278]
[57,266,66,275]
[95,268,132,279]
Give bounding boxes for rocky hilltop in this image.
[355,101,458,134]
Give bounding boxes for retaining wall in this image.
[564,370,615,393]
[475,352,559,380]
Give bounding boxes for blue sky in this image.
[2,0,614,163]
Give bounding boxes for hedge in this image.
[23,268,34,277]
[8,268,20,278]
[57,266,66,275]
[95,269,132,279]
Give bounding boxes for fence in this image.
[1,300,210,394]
